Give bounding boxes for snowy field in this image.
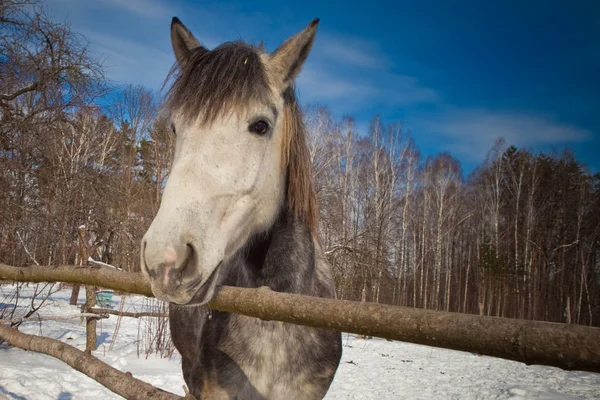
[1,285,599,400]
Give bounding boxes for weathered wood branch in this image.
[89,308,166,318]
[1,263,600,373]
[0,264,153,295]
[0,324,186,400]
[0,313,107,324]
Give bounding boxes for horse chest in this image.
[216,317,326,399]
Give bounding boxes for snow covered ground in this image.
[1,285,599,400]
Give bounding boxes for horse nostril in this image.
[141,240,156,278]
[145,264,157,279]
[181,244,194,274]
[143,241,195,287]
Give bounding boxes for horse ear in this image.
[171,17,206,66]
[267,18,319,90]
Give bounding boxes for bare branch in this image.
[88,308,166,318]
[0,312,107,324]
[16,231,39,266]
[0,81,41,101]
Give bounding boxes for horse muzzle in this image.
[141,239,222,305]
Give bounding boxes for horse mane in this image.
[281,86,319,235]
[162,41,319,235]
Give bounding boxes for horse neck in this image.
[232,207,318,295]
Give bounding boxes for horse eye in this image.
[249,120,270,135]
[170,123,176,136]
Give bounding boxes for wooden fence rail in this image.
[1,263,600,373]
[0,324,186,399]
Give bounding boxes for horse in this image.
[140,16,343,399]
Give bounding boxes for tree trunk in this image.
[69,284,80,305]
[357,278,368,339]
[463,244,471,314]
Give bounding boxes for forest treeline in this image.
[1,0,598,325]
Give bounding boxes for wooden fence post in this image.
[78,225,97,354]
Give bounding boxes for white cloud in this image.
[423,109,593,161]
[75,0,174,19]
[314,33,390,69]
[295,62,439,114]
[379,74,440,105]
[296,66,379,102]
[82,30,174,89]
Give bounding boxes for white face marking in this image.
[142,101,285,304]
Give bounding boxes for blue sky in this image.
[45,0,599,175]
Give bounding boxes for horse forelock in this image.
[163,41,271,126]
